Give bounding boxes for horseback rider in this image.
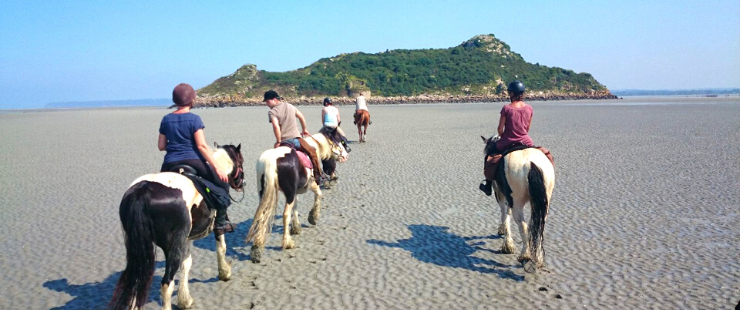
[321,97,351,152]
[264,90,323,185]
[479,80,535,196]
[159,83,235,233]
[353,91,370,125]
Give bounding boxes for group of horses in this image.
[108,114,556,310]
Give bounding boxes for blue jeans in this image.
[282,137,301,149]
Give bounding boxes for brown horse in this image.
[354,110,370,142]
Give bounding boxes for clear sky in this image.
[1,0,738,109]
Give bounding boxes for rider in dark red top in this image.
[480,80,534,195]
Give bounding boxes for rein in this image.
[223,146,246,203]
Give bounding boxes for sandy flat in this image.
[0,97,738,309]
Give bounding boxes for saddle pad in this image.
[296,151,313,169]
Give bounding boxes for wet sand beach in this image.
[1,97,738,309]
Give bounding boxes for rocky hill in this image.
[196,34,616,107]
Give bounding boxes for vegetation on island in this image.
[197,34,614,105]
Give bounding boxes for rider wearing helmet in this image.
[321,97,350,151]
[479,80,535,196]
[159,83,235,233]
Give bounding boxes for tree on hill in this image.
[198,34,610,99]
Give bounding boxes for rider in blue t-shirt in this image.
[158,83,235,233]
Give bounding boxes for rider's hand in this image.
[274,142,281,148]
[216,168,229,183]
[301,129,310,137]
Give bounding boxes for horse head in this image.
[214,142,245,191]
[330,139,349,163]
[481,134,501,155]
[318,128,349,162]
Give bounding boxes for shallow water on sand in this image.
[1,98,738,309]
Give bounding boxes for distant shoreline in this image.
[193,92,618,108]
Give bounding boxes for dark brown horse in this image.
[108,144,245,310]
[354,110,370,142]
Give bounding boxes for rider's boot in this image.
[479,180,493,196]
[214,207,235,235]
[341,139,351,153]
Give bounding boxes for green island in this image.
[196,34,616,107]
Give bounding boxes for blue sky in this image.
[1,0,738,108]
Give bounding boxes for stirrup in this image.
[479,180,492,196]
[215,221,236,234]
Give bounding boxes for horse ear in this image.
[481,136,487,143]
[213,141,219,148]
[236,143,241,151]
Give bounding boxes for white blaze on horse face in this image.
[130,172,203,212]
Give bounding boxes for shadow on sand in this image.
[43,262,166,310]
[44,217,267,309]
[367,224,523,281]
[192,216,299,262]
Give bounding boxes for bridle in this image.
[224,146,246,203]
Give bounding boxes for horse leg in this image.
[290,208,302,235]
[363,124,367,141]
[357,125,363,143]
[496,192,509,235]
[499,203,516,254]
[215,234,231,281]
[160,237,188,310]
[176,246,194,309]
[282,200,297,249]
[307,181,323,225]
[511,198,531,263]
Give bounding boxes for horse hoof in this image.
[290,225,302,235]
[250,246,263,263]
[177,298,195,309]
[501,244,515,254]
[283,239,296,249]
[218,269,232,281]
[308,211,319,225]
[522,259,537,273]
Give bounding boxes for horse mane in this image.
[318,127,342,145]
[483,135,500,155]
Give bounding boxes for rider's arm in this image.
[527,114,532,132]
[194,129,228,182]
[321,108,326,126]
[295,110,310,136]
[158,134,167,151]
[271,117,282,146]
[497,115,506,136]
[336,108,341,123]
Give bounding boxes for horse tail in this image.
[247,153,279,247]
[108,181,156,310]
[527,162,549,266]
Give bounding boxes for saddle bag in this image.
[168,165,231,210]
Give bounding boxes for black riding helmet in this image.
[508,80,525,95]
[323,97,333,106]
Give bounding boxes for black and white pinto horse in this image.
[247,133,347,263]
[482,135,555,273]
[108,144,245,310]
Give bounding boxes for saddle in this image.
[278,142,313,169]
[484,145,554,181]
[167,164,231,211]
